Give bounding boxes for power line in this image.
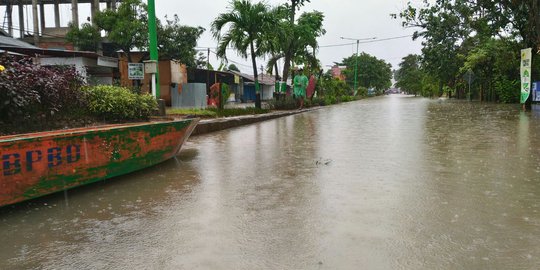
[207,49,253,69]
[319,34,414,48]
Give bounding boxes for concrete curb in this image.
[191,108,319,136]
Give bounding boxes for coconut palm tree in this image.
[264,10,325,83]
[211,0,274,109]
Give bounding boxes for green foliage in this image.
[167,108,217,118]
[66,22,101,51]
[398,1,540,103]
[395,54,423,96]
[221,83,231,108]
[316,74,351,98]
[228,64,240,72]
[356,86,368,97]
[167,107,269,118]
[341,53,392,91]
[157,14,205,66]
[339,95,355,102]
[264,7,326,82]
[494,78,519,104]
[0,56,85,131]
[208,107,270,117]
[324,96,337,105]
[83,85,157,121]
[268,96,297,110]
[211,0,277,108]
[94,0,148,59]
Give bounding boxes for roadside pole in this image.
[148,0,159,99]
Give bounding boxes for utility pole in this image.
[147,0,159,99]
[341,36,376,94]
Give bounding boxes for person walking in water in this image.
[293,68,308,109]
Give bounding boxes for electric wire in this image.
[319,34,414,48]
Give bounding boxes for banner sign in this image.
[521,48,532,104]
[128,63,144,80]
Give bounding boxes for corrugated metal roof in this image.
[0,35,38,49]
[229,70,277,86]
[0,46,103,58]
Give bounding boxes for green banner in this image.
[521,48,532,104]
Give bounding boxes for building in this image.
[330,65,346,81]
[1,30,117,85]
[0,0,120,50]
[230,71,276,102]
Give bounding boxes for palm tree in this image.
[264,9,325,84]
[211,0,273,109]
[257,5,289,77]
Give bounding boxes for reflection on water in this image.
[1,96,540,269]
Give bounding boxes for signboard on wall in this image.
[128,63,144,80]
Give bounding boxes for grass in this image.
[167,107,270,118]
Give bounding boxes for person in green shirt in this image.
[293,68,308,109]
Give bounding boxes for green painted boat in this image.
[0,118,198,207]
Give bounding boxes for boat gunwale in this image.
[0,118,199,143]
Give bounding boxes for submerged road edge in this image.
[191,108,319,136]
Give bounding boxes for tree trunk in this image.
[250,41,261,109]
[281,0,298,93]
[282,53,292,89]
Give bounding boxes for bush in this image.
[317,76,351,98]
[83,85,157,121]
[495,77,519,103]
[356,86,368,97]
[268,96,297,110]
[221,83,231,108]
[324,96,337,105]
[0,55,86,129]
[339,95,355,102]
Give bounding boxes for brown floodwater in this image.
[1,95,540,269]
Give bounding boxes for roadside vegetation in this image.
[167,107,270,118]
[0,56,157,135]
[393,1,540,104]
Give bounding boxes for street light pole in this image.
[354,40,359,92]
[341,36,376,94]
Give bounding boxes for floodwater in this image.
[1,95,540,269]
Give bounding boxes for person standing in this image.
[293,68,308,109]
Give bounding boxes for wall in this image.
[171,83,207,109]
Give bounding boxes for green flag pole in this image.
[148,0,159,98]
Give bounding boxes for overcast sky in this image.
[153,0,426,74]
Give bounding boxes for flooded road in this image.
[1,95,540,269]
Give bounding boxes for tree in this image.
[398,0,540,102]
[228,64,240,72]
[157,15,205,67]
[264,9,325,80]
[341,53,392,93]
[395,54,423,96]
[66,23,101,52]
[93,0,148,62]
[195,52,209,69]
[211,0,275,108]
[280,0,325,85]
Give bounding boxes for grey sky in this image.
[154,0,425,74]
